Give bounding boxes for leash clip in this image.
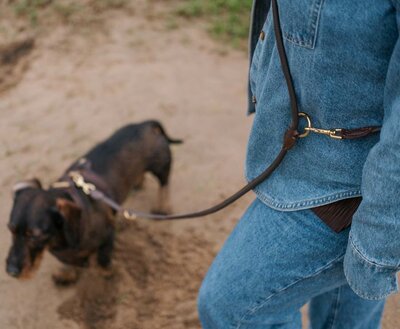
[298,112,343,140]
[305,127,343,140]
[123,210,138,221]
[69,171,96,195]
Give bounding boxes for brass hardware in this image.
[68,171,96,195]
[305,127,343,140]
[298,112,312,138]
[260,31,266,41]
[298,112,343,140]
[123,210,137,221]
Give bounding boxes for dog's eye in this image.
[26,231,49,244]
[25,230,41,240]
[25,230,34,238]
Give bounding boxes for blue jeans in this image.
[198,199,385,329]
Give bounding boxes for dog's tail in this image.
[150,121,184,144]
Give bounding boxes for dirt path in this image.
[0,4,398,329]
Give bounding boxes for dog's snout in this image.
[6,262,21,277]
[6,247,23,278]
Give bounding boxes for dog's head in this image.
[6,179,81,279]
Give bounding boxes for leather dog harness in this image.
[14,0,377,234]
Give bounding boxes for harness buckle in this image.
[69,171,96,195]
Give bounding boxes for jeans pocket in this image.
[280,0,324,49]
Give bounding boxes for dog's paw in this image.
[99,266,114,280]
[52,266,80,286]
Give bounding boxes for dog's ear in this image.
[12,178,42,197]
[55,199,82,247]
[56,199,81,221]
[30,178,42,189]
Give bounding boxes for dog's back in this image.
[68,120,182,203]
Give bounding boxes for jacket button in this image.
[252,95,257,104]
[260,31,265,41]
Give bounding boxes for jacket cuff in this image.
[344,234,399,300]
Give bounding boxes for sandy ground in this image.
[0,3,398,329]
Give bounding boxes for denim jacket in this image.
[247,0,400,300]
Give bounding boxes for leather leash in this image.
[51,0,381,222]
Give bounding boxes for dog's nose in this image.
[6,263,21,277]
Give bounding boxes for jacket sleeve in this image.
[343,4,400,300]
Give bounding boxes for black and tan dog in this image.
[6,120,181,284]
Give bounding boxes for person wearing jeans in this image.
[198,0,400,328]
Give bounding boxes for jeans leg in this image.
[309,284,386,329]
[198,198,352,329]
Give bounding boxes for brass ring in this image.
[298,112,312,138]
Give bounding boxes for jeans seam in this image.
[235,254,345,329]
[329,287,341,329]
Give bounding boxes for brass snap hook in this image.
[298,112,343,140]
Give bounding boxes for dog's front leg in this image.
[97,230,114,279]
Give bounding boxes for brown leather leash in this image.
[47,0,382,222]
